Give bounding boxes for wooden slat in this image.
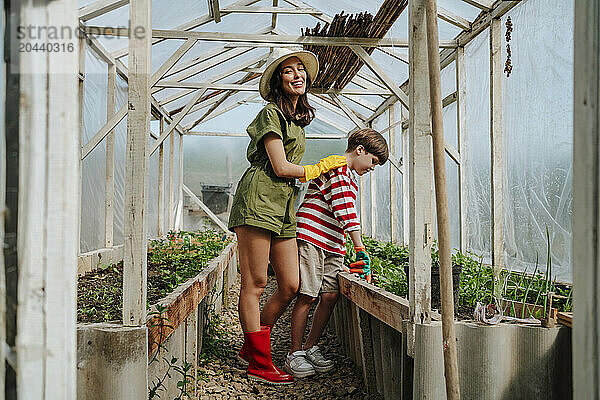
[185,131,346,139]
[182,184,229,233]
[78,0,128,21]
[123,0,151,326]
[150,39,197,87]
[81,103,127,159]
[456,47,467,252]
[158,118,165,236]
[359,309,378,394]
[85,26,457,48]
[460,0,492,11]
[328,93,367,129]
[224,5,321,14]
[208,0,221,23]
[557,312,572,328]
[105,64,116,248]
[437,6,472,30]
[389,105,397,243]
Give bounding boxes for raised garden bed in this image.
[76,230,239,400]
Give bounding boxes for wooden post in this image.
[425,0,460,397]
[78,31,86,256]
[158,117,164,236]
[370,169,377,238]
[401,105,410,246]
[17,0,79,397]
[573,0,600,397]
[456,47,467,253]
[178,133,184,230]
[408,0,434,338]
[490,18,504,298]
[360,176,366,235]
[123,0,151,326]
[169,130,175,230]
[105,63,116,248]
[389,104,398,243]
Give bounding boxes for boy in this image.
[284,128,389,378]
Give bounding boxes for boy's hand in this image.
[300,155,347,182]
[349,246,371,283]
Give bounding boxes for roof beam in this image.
[85,27,457,48]
[438,6,472,31]
[81,104,128,159]
[329,93,367,129]
[460,0,492,11]
[282,0,332,23]
[271,0,278,29]
[154,81,392,96]
[150,39,197,87]
[308,94,366,121]
[184,94,259,130]
[376,47,409,64]
[111,0,262,59]
[78,0,128,21]
[223,6,321,14]
[186,131,347,139]
[349,45,409,108]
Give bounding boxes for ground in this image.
[197,274,384,400]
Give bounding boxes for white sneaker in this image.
[284,350,316,378]
[305,345,335,373]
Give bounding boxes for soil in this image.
[196,275,383,400]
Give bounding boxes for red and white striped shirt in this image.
[297,165,360,255]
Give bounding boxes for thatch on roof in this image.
[302,0,407,90]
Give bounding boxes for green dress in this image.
[228,103,306,238]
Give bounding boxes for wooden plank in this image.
[177,134,184,230]
[460,0,492,11]
[224,5,321,14]
[490,18,504,298]
[81,104,127,160]
[437,6,472,31]
[111,0,262,59]
[408,0,434,326]
[168,130,175,230]
[123,0,151,326]
[105,64,116,248]
[456,47,467,253]
[78,0,128,21]
[150,39,197,87]
[390,329,403,399]
[184,311,198,397]
[339,273,440,333]
[149,89,208,156]
[380,325,394,399]
[359,308,378,394]
[389,105,397,243]
[328,93,367,129]
[351,302,363,369]
[158,118,165,236]
[147,243,236,355]
[401,105,410,245]
[370,315,384,395]
[18,1,80,397]
[557,312,572,328]
[349,45,409,108]
[85,26,457,48]
[377,47,409,64]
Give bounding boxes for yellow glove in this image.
[300,155,348,183]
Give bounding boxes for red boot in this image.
[245,328,293,385]
[238,324,272,364]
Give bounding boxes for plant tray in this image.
[501,298,557,322]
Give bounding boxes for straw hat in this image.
[259,47,319,101]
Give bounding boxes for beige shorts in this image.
[298,239,344,298]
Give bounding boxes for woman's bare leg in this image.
[235,226,271,333]
[260,237,300,326]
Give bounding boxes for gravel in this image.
[197,274,383,400]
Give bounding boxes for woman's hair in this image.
[266,61,315,127]
[346,128,389,165]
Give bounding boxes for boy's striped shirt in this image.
[297,165,360,255]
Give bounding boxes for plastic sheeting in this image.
[501,0,573,281]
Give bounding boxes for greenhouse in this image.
[1,0,596,398]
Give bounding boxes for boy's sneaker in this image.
[284,351,316,378]
[305,345,335,373]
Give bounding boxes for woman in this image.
[228,47,346,385]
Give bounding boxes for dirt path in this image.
[196,274,383,400]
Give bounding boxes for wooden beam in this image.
[442,91,457,107]
[271,0,279,29]
[376,47,409,64]
[158,117,165,236]
[18,0,79,396]
[185,130,346,139]
[78,0,128,21]
[437,6,472,31]
[370,169,377,238]
[460,0,492,11]
[573,0,599,394]
[111,0,262,59]
[154,81,392,96]
[342,94,379,112]
[223,5,321,14]
[282,0,332,23]
[408,0,434,331]
[309,94,363,121]
[490,18,504,298]
[185,94,258,130]
[81,104,127,159]
[401,105,410,245]
[328,93,367,129]
[150,39,197,87]
[349,45,409,110]
[105,64,116,247]
[168,131,175,229]
[123,0,151,326]
[183,185,229,232]
[208,0,221,23]
[456,47,467,253]
[150,89,209,156]
[85,26,457,48]
[389,105,397,243]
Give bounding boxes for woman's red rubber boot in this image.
[238,324,272,364]
[244,328,293,385]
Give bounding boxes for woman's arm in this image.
[263,132,305,179]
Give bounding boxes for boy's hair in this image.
[346,128,389,165]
